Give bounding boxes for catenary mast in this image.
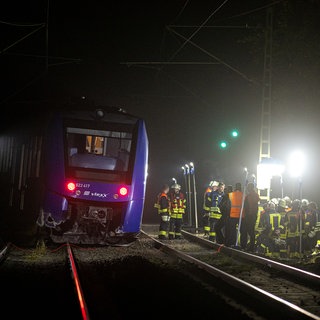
[257,7,273,204]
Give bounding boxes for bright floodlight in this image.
[288,150,306,178]
[256,160,285,190]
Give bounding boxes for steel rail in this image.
[0,242,10,263]
[67,243,91,320]
[181,229,320,286]
[141,230,320,320]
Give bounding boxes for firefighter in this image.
[209,181,224,242]
[304,201,318,255]
[265,200,285,258]
[154,184,170,240]
[168,183,186,240]
[284,196,292,212]
[214,183,231,244]
[277,198,289,257]
[202,181,219,236]
[256,201,284,257]
[284,199,302,258]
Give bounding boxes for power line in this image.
[163,0,230,68]
[0,24,45,54]
[167,26,259,85]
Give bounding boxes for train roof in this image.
[1,103,145,135]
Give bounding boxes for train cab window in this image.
[66,127,132,172]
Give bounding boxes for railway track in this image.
[140,225,320,320]
[0,242,82,319]
[0,242,9,264]
[1,230,319,320]
[66,243,91,320]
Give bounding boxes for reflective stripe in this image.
[210,212,222,219]
[161,215,170,222]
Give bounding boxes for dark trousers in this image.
[240,216,257,251]
[214,217,226,244]
[202,211,210,234]
[159,213,170,238]
[225,217,239,246]
[169,217,183,239]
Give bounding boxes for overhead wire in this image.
[160,1,283,86]
[0,20,44,27]
[0,24,45,54]
[163,0,230,67]
[214,0,285,22]
[167,26,259,85]
[159,0,190,72]
[169,0,190,25]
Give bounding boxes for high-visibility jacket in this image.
[203,187,212,212]
[266,212,284,235]
[209,190,222,219]
[284,210,300,237]
[210,190,221,212]
[229,190,243,218]
[169,191,186,218]
[154,192,170,214]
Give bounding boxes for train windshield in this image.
[66,127,132,172]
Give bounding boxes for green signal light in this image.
[219,141,228,149]
[231,129,239,138]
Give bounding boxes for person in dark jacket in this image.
[208,182,223,242]
[214,182,231,244]
[202,181,219,236]
[240,182,260,252]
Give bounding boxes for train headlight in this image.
[119,187,128,196]
[66,182,76,191]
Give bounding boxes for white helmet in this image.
[308,230,316,238]
[283,196,292,207]
[209,180,219,187]
[171,183,181,190]
[301,199,309,207]
[270,198,279,206]
[268,201,276,210]
[278,198,287,209]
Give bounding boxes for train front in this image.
[39,108,148,245]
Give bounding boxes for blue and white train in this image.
[0,106,148,245]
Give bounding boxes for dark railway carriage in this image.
[0,107,148,245]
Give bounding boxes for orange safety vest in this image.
[229,190,243,218]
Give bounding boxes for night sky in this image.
[1,1,320,222]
